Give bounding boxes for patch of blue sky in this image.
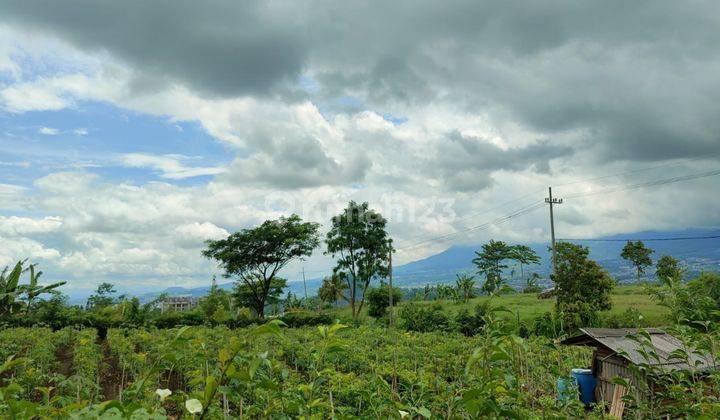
[298,74,320,93]
[382,113,408,125]
[0,100,232,186]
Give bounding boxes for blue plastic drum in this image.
[571,368,597,405]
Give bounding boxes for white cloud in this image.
[34,171,98,194]
[0,216,63,236]
[0,237,60,267]
[175,222,229,247]
[120,153,226,179]
[73,127,88,136]
[38,126,60,135]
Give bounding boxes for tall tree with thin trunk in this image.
[621,240,653,283]
[325,201,391,321]
[509,244,540,280]
[473,240,513,294]
[203,214,320,319]
[318,274,347,307]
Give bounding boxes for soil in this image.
[53,344,74,378]
[97,337,123,400]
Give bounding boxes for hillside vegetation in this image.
[327,285,668,326]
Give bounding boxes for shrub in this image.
[454,302,491,336]
[687,272,720,306]
[365,284,403,318]
[533,311,565,338]
[152,310,204,328]
[399,303,452,332]
[279,310,332,327]
[602,308,647,328]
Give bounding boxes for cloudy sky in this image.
[1,1,718,295]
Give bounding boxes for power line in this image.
[396,201,545,251]
[558,234,720,242]
[392,188,546,247]
[395,165,720,253]
[554,153,720,188]
[563,167,720,199]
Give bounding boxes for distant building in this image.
[158,296,198,313]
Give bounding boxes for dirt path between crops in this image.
[97,337,123,400]
[54,344,74,377]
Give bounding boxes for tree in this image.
[455,274,476,303]
[621,240,653,283]
[509,245,540,280]
[86,282,117,310]
[472,240,513,294]
[523,273,542,294]
[554,242,615,329]
[0,261,26,317]
[232,276,287,318]
[325,201,391,320]
[687,272,720,308]
[318,274,347,307]
[436,284,456,300]
[284,291,302,311]
[422,284,432,301]
[0,261,65,317]
[199,277,231,322]
[656,255,682,285]
[366,282,403,318]
[203,214,320,319]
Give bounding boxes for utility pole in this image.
[388,239,394,328]
[388,238,397,396]
[545,187,563,278]
[301,267,308,305]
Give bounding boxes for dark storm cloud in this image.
[434,131,574,192]
[220,134,371,189]
[3,0,719,163]
[0,0,306,97]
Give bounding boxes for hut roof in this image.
[561,328,718,372]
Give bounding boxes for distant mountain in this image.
[137,227,720,302]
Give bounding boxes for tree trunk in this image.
[255,299,265,320]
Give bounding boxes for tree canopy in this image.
[325,201,391,320]
[553,242,615,329]
[318,274,348,307]
[472,240,513,294]
[621,240,653,282]
[203,214,320,319]
[656,255,682,285]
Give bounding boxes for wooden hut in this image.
[561,328,717,416]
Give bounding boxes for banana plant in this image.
[0,260,66,316]
[19,263,66,311]
[0,261,25,316]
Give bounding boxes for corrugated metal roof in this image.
[561,328,718,372]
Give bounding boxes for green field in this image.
[328,285,669,326]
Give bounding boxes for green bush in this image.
[365,284,403,318]
[152,310,205,328]
[279,310,332,327]
[454,302,491,336]
[602,307,647,328]
[687,272,720,306]
[399,303,452,332]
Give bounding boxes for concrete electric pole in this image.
[545,187,563,277]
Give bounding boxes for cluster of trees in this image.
[472,241,541,294]
[1,196,704,337]
[204,201,392,321]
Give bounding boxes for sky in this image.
[0,1,719,296]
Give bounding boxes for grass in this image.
[327,284,670,326]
